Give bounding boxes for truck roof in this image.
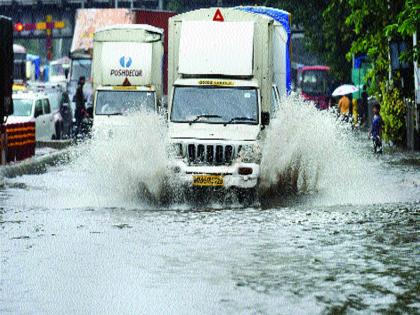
[170,7,273,23]
[13,44,26,54]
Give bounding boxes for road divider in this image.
[5,122,36,163]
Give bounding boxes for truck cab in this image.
[92,24,163,128]
[168,8,291,192]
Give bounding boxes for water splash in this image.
[259,93,395,206]
[3,95,418,209]
[4,111,170,209]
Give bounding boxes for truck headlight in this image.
[169,143,183,159]
[237,143,262,163]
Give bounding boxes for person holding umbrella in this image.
[338,94,351,119]
[332,84,359,122]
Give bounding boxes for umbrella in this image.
[332,84,359,97]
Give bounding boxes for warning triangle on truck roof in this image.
[122,77,131,86]
[213,9,224,22]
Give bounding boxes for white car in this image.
[9,92,56,141]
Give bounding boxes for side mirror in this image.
[261,112,270,126]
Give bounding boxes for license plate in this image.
[192,175,224,187]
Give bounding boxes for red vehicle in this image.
[133,10,176,95]
[298,65,331,110]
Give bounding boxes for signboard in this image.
[178,21,254,76]
[101,42,152,86]
[71,9,134,54]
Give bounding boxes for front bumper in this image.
[170,160,260,189]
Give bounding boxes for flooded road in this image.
[1,105,419,314]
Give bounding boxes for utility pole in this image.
[158,0,164,10]
[413,31,420,150]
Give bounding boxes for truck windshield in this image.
[171,87,258,124]
[301,70,329,96]
[95,90,156,115]
[70,59,91,81]
[50,63,65,77]
[11,99,32,117]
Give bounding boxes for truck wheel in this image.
[237,188,258,207]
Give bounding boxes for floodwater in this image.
[1,97,419,314]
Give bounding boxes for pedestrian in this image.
[73,76,86,136]
[352,98,358,127]
[368,103,383,154]
[338,94,351,121]
[60,89,72,138]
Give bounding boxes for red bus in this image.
[298,65,332,110]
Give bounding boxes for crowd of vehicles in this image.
[4,7,294,196]
[3,6,342,198]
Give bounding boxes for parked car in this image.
[9,92,56,141]
[27,82,73,139]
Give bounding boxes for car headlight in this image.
[169,143,183,159]
[237,143,262,163]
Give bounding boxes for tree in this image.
[344,0,418,144]
[266,0,353,82]
[166,0,184,12]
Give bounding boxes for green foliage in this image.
[267,0,353,82]
[377,81,407,144]
[344,0,417,144]
[385,0,420,63]
[166,0,184,12]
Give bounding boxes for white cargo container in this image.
[167,7,291,194]
[92,24,164,127]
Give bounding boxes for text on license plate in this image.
[192,175,224,187]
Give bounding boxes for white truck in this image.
[167,7,291,196]
[92,24,164,126]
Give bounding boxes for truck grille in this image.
[186,144,235,165]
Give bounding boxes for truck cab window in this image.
[95,90,156,115]
[42,99,51,114]
[171,87,258,124]
[271,86,280,113]
[34,100,43,118]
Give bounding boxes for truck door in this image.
[42,98,54,139]
[34,100,45,140]
[271,85,280,113]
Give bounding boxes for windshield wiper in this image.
[104,112,123,116]
[227,117,256,124]
[189,114,223,124]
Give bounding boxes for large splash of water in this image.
[4,96,417,209]
[5,111,171,209]
[259,93,396,206]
